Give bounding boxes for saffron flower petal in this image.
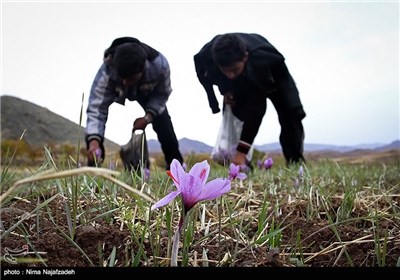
[298,166,304,177]
[180,174,203,209]
[236,172,247,181]
[188,160,210,185]
[197,178,231,201]
[228,163,247,181]
[151,159,231,212]
[264,157,273,170]
[180,174,231,211]
[151,190,181,210]
[168,159,187,189]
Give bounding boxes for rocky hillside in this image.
[1,95,120,152]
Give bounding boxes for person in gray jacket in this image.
[85,37,183,169]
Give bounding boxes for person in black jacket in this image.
[85,37,183,170]
[194,33,306,166]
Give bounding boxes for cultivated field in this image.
[1,149,399,268]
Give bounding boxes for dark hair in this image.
[112,42,146,78]
[211,34,246,67]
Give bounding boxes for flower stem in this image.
[171,215,184,267]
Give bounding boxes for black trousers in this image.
[269,94,306,165]
[151,107,184,169]
[231,86,306,165]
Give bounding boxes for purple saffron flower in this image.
[257,159,263,169]
[145,168,150,180]
[294,166,304,188]
[264,157,273,170]
[109,162,116,170]
[298,166,304,177]
[95,148,102,159]
[151,159,231,213]
[212,148,234,165]
[228,163,247,181]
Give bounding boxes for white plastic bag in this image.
[211,105,253,165]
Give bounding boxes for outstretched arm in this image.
[194,54,220,114]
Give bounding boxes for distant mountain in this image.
[256,141,400,153]
[374,140,400,151]
[0,95,120,152]
[148,137,214,155]
[148,138,399,155]
[1,95,398,157]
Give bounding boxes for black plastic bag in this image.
[120,130,150,172]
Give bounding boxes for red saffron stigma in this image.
[167,170,179,185]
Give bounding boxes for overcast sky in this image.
[2,1,399,147]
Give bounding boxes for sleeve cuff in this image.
[236,140,251,154]
[86,135,103,143]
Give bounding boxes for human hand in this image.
[88,139,102,165]
[223,91,236,107]
[133,117,149,131]
[231,151,247,166]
